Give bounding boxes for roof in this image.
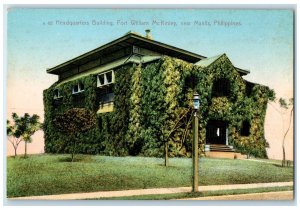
[195,54,250,75]
[47,32,206,75]
[195,54,224,68]
[55,55,161,87]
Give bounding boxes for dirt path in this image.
[9,181,293,200]
[178,191,293,200]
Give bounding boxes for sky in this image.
[6,8,294,159]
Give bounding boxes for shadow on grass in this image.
[272,163,293,168]
[157,164,179,168]
[58,155,94,163]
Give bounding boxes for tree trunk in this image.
[71,140,77,162]
[24,141,28,158]
[164,141,169,167]
[282,146,286,167]
[71,151,74,162]
[281,107,293,167]
[14,147,17,158]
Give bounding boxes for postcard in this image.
[6,7,294,202]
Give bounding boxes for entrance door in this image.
[206,120,227,145]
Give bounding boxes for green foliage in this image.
[107,64,134,156]
[7,117,23,157]
[7,113,42,158]
[279,98,288,109]
[43,54,275,158]
[140,61,166,156]
[54,108,96,134]
[43,74,103,154]
[54,108,96,161]
[127,64,143,155]
[19,114,41,143]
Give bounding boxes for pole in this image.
[192,111,199,192]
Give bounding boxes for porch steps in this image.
[209,144,235,152]
[205,144,247,159]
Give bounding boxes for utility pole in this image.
[192,92,199,192]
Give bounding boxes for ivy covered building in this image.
[43,30,275,158]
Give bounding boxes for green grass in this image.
[7,154,294,198]
[250,158,293,164]
[90,186,293,200]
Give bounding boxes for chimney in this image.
[145,29,153,40]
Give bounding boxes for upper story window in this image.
[240,120,250,136]
[97,70,115,87]
[72,83,84,94]
[99,93,115,105]
[212,78,230,97]
[96,86,114,105]
[133,45,140,54]
[246,82,254,97]
[53,89,62,99]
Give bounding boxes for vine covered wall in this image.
[43,54,275,158]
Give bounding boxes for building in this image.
[43,30,275,158]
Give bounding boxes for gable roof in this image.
[195,53,250,75]
[47,32,206,75]
[195,54,224,68]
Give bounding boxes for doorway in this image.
[206,120,227,145]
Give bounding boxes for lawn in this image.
[7,154,294,198]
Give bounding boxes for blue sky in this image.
[7,8,294,115]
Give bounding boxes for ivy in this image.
[43,54,275,158]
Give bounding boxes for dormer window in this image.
[97,70,115,87]
[54,89,62,99]
[133,45,140,54]
[72,83,84,94]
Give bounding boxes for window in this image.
[99,93,115,105]
[96,86,114,105]
[246,82,255,97]
[133,45,140,54]
[212,78,230,97]
[72,83,84,94]
[99,74,105,85]
[53,89,62,99]
[96,86,114,113]
[72,93,85,108]
[240,121,250,136]
[97,70,115,87]
[106,71,113,83]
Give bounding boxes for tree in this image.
[277,98,294,167]
[53,108,96,162]
[6,113,41,158]
[18,113,42,158]
[7,117,22,158]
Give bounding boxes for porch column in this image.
[226,128,228,145]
